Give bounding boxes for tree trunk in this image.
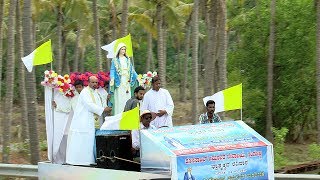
[0,0,4,102]
[182,26,191,102]
[110,0,118,39]
[316,0,320,144]
[23,0,40,164]
[93,0,103,71]
[266,0,275,142]
[2,0,16,163]
[217,0,227,91]
[146,32,153,72]
[163,22,167,86]
[156,3,166,86]
[0,0,5,151]
[121,0,128,37]
[177,40,183,101]
[214,63,219,92]
[62,30,69,74]
[191,0,199,124]
[56,4,63,73]
[80,47,85,72]
[73,25,81,72]
[204,0,216,97]
[212,0,218,93]
[16,0,28,142]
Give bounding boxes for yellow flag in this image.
[101,34,133,58]
[22,39,53,72]
[119,106,140,130]
[203,83,242,113]
[34,40,53,65]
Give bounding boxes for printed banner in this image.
[176,146,270,180]
[146,121,268,155]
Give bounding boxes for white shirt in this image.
[132,123,156,150]
[141,88,174,128]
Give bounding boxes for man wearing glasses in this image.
[131,110,156,156]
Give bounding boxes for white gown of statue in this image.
[114,56,131,114]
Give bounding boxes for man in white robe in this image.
[66,76,112,165]
[141,76,174,128]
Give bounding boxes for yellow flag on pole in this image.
[101,34,133,58]
[203,83,242,113]
[101,106,140,130]
[22,39,53,72]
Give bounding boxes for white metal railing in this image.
[0,163,37,177]
[0,163,320,179]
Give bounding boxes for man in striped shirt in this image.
[199,100,221,124]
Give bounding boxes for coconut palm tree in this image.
[93,0,103,71]
[121,0,129,36]
[67,0,91,72]
[317,0,320,144]
[56,2,64,73]
[16,0,28,142]
[2,0,17,163]
[191,0,199,123]
[182,24,191,102]
[266,0,275,142]
[23,0,40,164]
[203,0,217,96]
[0,0,4,102]
[146,32,153,71]
[217,0,227,91]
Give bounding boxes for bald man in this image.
[66,76,112,166]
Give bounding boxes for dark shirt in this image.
[124,97,140,112]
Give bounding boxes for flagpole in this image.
[51,61,54,162]
[131,56,135,67]
[241,84,243,121]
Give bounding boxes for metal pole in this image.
[51,62,54,162]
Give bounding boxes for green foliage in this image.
[308,143,320,160]
[40,140,48,151]
[272,127,289,169]
[228,0,318,138]
[10,139,30,154]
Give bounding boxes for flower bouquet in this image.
[138,71,157,89]
[41,70,75,98]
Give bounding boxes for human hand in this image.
[131,147,137,155]
[104,107,112,113]
[156,110,166,117]
[52,101,57,108]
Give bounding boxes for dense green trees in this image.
[228,0,317,141]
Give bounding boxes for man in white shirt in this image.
[141,76,174,128]
[131,110,156,154]
[66,76,112,166]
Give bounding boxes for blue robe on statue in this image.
[109,55,137,115]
